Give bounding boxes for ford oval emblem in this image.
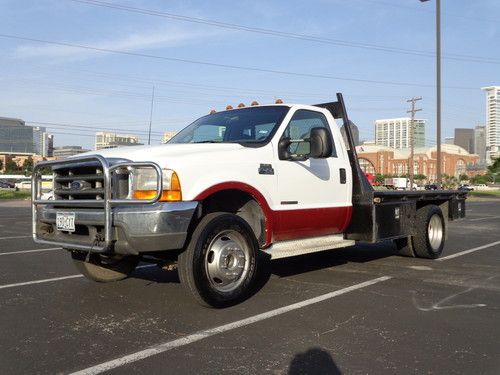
[71,180,83,190]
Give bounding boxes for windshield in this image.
[169,106,289,146]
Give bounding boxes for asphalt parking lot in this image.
[0,199,499,374]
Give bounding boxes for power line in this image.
[68,0,500,65]
[0,33,480,90]
[26,121,165,135]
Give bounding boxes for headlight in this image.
[131,168,182,202]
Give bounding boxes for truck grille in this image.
[53,161,105,201]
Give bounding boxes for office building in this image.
[53,146,90,159]
[454,128,474,154]
[375,118,425,149]
[0,117,50,156]
[474,125,487,165]
[47,134,54,157]
[482,86,500,162]
[95,132,142,150]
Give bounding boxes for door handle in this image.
[339,168,346,184]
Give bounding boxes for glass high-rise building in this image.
[482,86,500,162]
[0,117,49,156]
[375,118,426,149]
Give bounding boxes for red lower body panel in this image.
[273,206,353,242]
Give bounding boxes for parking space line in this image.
[438,240,500,261]
[0,235,32,240]
[70,276,392,375]
[0,275,84,289]
[0,247,62,256]
[0,264,156,290]
[469,215,500,221]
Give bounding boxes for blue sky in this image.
[1,0,499,149]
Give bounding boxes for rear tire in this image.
[71,251,139,282]
[412,205,445,259]
[178,212,259,308]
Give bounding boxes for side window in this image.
[281,110,336,157]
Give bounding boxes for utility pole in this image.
[407,97,422,190]
[147,85,155,145]
[419,0,442,187]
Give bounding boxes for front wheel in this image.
[178,212,259,308]
[71,251,139,282]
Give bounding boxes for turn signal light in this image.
[132,172,182,202]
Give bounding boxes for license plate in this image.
[56,212,75,232]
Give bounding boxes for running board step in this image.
[263,234,355,259]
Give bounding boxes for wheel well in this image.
[200,189,266,246]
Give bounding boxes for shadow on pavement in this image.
[272,241,396,278]
[288,347,341,374]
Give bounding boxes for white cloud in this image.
[14,27,220,60]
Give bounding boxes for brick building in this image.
[0,152,54,173]
[356,144,484,181]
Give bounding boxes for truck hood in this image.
[78,143,253,168]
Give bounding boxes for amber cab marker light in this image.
[275,98,283,104]
[237,103,245,108]
[250,101,259,106]
[209,109,216,114]
[225,105,233,110]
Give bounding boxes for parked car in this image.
[41,190,54,200]
[458,185,474,192]
[425,184,438,190]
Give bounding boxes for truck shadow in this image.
[271,241,397,278]
[129,241,397,296]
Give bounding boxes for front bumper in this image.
[34,201,198,255]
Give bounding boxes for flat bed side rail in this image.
[32,155,163,252]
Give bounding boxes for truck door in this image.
[273,109,352,241]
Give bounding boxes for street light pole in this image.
[420,0,441,188]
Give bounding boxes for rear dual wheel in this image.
[396,205,445,259]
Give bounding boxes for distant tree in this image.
[5,160,19,174]
[459,174,469,182]
[22,158,34,176]
[0,159,3,173]
[470,174,489,185]
[414,174,427,183]
[375,174,385,184]
[488,157,500,174]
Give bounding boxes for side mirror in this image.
[309,127,333,158]
[278,137,292,160]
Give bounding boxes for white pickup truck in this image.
[32,94,466,307]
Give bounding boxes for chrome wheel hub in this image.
[428,214,443,251]
[205,230,249,292]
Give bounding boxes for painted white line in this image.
[0,264,157,290]
[0,235,31,240]
[0,274,83,290]
[70,276,392,375]
[438,240,500,261]
[0,247,62,256]
[469,215,500,222]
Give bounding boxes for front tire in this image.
[71,251,139,282]
[178,212,259,308]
